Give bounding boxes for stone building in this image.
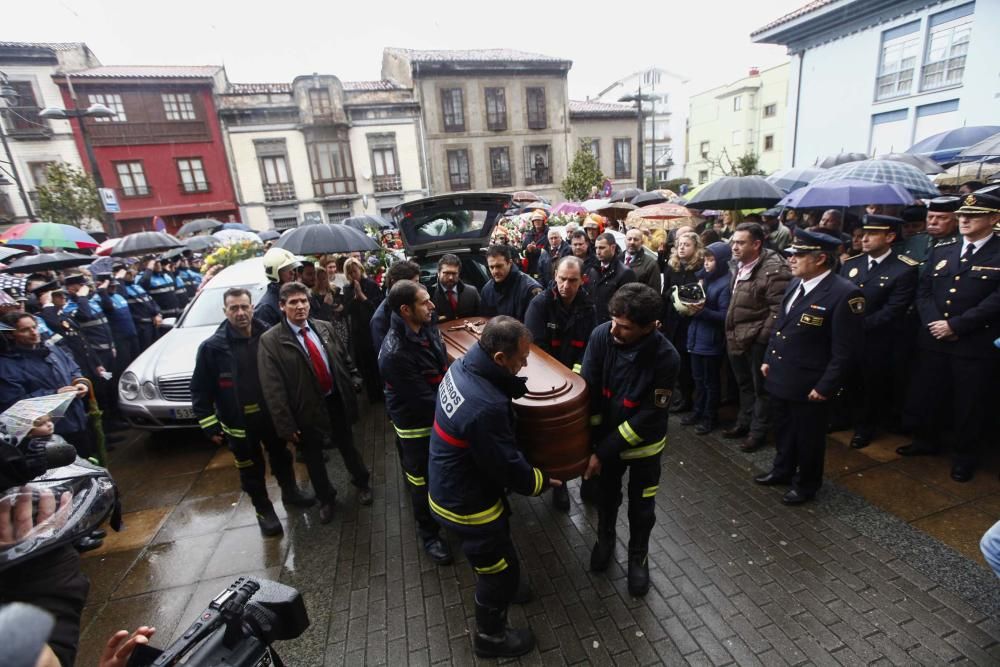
[568,100,640,189]
[217,75,425,231]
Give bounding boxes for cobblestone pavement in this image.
[78,404,1000,666]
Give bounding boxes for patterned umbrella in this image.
[877,153,944,175]
[810,159,939,198]
[0,222,99,250]
[778,179,914,209]
[766,167,826,193]
[685,176,785,210]
[634,203,692,220]
[0,275,26,292]
[815,152,869,169]
[551,202,588,216]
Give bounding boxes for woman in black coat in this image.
[343,257,384,403]
[661,230,704,413]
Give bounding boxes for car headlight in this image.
[141,381,158,400]
[120,372,139,401]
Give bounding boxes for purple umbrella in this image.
[551,202,587,216]
[778,179,914,209]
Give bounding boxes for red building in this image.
[52,66,239,235]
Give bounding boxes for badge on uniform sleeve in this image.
[848,267,858,278]
[935,259,947,270]
[530,287,543,296]
[848,297,866,314]
[654,389,672,408]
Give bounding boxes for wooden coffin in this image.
[438,317,590,480]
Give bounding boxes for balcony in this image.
[88,120,210,146]
[523,168,551,187]
[373,174,402,193]
[263,183,297,202]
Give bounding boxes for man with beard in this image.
[431,254,480,321]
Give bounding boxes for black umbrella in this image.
[684,176,785,210]
[275,223,380,255]
[184,235,221,252]
[815,152,869,169]
[0,251,94,274]
[0,246,30,264]
[343,215,393,232]
[608,188,643,203]
[111,231,184,257]
[258,230,281,242]
[176,218,223,238]
[631,191,669,207]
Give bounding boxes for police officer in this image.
[139,257,182,320]
[159,256,190,312]
[257,247,302,328]
[480,245,542,322]
[96,272,141,388]
[756,229,864,505]
[840,215,918,449]
[378,280,453,565]
[191,287,315,536]
[428,317,560,658]
[119,264,162,351]
[176,254,202,301]
[898,192,1000,482]
[921,196,962,268]
[581,283,679,597]
[525,255,598,511]
[32,282,102,382]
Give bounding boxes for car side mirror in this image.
[160,317,176,331]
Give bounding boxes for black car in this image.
[392,192,513,292]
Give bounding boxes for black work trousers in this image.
[906,349,997,466]
[597,454,662,555]
[393,432,438,541]
[299,393,370,504]
[230,412,295,513]
[0,545,89,667]
[454,517,520,609]
[770,397,829,496]
[135,321,158,352]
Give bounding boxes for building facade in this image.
[752,0,997,166]
[381,48,578,202]
[52,65,239,234]
[217,76,425,231]
[568,101,639,190]
[593,68,690,186]
[684,63,790,185]
[0,42,97,225]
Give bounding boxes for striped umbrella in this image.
[766,167,826,193]
[0,222,99,250]
[809,159,939,198]
[551,202,588,216]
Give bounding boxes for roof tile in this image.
[751,0,838,36]
[60,65,222,79]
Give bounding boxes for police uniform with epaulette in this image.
[900,192,1000,482]
[759,229,864,504]
[839,215,918,448]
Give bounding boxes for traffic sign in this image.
[99,187,120,213]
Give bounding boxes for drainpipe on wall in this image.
[791,51,804,168]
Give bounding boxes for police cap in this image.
[927,196,961,213]
[861,213,902,235]
[956,192,1000,215]
[900,205,927,223]
[29,280,64,296]
[785,228,842,255]
[63,274,87,287]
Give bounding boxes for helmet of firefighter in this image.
[263,247,302,283]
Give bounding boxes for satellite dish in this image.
[361,168,372,181]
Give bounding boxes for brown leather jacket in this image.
[257,317,362,440]
[724,249,791,354]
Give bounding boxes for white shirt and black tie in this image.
[785,270,831,314]
[961,236,990,262]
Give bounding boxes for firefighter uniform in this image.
[524,286,597,374]
[480,266,543,322]
[428,342,549,627]
[580,320,679,595]
[122,278,161,351]
[378,311,449,549]
[839,216,918,446]
[191,318,307,531]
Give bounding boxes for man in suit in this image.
[258,282,373,524]
[756,229,865,505]
[431,254,480,322]
[898,192,1000,482]
[840,215,918,449]
[537,228,571,288]
[623,228,661,292]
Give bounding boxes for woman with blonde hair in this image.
[720,210,744,239]
[662,231,704,413]
[343,257,384,403]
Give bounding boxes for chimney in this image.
[749,66,760,77]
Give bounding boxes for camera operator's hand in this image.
[0,487,72,546]
[99,626,156,667]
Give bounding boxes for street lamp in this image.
[39,103,118,235]
[619,89,656,190]
[0,73,37,221]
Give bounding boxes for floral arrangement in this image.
[493,214,531,243]
[546,212,586,227]
[363,229,397,283]
[201,240,264,272]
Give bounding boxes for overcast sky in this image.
[7,0,806,98]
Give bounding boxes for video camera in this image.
[0,428,77,492]
[126,577,309,667]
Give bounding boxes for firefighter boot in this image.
[473,600,535,658]
[627,532,651,597]
[589,508,617,572]
[256,505,283,538]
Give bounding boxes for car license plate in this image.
[171,407,196,419]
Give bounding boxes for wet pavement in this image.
[76,404,1000,665]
